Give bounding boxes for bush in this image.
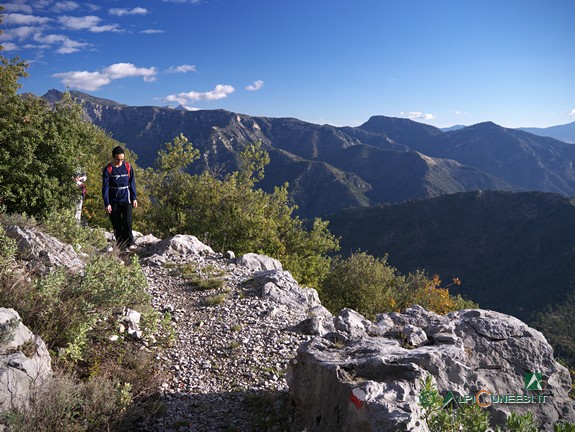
[320,252,400,318]
[320,252,477,319]
[0,373,134,432]
[0,224,17,273]
[0,252,151,362]
[41,207,108,251]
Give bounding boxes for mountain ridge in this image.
[40,89,575,218]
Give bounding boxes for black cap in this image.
[112,146,125,156]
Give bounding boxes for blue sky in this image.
[1,0,574,128]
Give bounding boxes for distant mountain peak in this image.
[471,121,501,128]
[358,115,443,136]
[441,125,466,132]
[40,89,127,107]
[518,121,575,144]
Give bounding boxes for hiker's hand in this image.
[106,205,112,214]
[132,200,138,209]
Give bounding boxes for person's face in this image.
[113,153,125,164]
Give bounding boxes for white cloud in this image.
[35,33,68,44]
[31,0,52,9]
[140,29,165,34]
[27,32,88,54]
[1,42,19,51]
[58,15,101,29]
[56,38,89,53]
[165,64,196,73]
[53,1,80,12]
[109,7,149,16]
[1,3,33,13]
[568,109,575,119]
[53,63,158,90]
[0,26,38,41]
[4,13,51,25]
[245,80,264,91]
[164,84,235,105]
[90,24,121,32]
[53,71,111,91]
[58,15,121,32]
[400,111,436,121]
[23,43,50,49]
[454,110,469,117]
[177,105,201,111]
[102,63,158,81]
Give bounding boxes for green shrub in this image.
[504,412,537,432]
[41,208,108,251]
[555,423,575,432]
[178,263,227,291]
[205,293,227,306]
[143,137,339,287]
[0,373,133,432]
[0,224,17,273]
[0,253,151,362]
[320,252,400,319]
[320,252,477,319]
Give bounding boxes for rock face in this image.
[237,252,283,272]
[3,225,85,275]
[241,270,331,322]
[141,234,214,266]
[153,234,214,257]
[287,305,575,431]
[0,308,52,413]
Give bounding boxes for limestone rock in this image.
[3,225,85,275]
[151,234,214,258]
[237,253,282,272]
[241,270,331,322]
[134,233,161,247]
[288,305,575,431]
[0,308,52,414]
[122,308,143,340]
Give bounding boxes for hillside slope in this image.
[328,190,575,321]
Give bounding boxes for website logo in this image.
[524,372,543,391]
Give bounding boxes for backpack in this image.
[107,161,131,177]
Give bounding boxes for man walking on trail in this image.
[102,146,137,249]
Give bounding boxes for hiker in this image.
[102,146,137,249]
[74,171,87,223]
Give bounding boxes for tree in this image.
[144,137,339,287]
[0,75,81,216]
[0,13,145,225]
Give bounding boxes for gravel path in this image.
[135,249,312,432]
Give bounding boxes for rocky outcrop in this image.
[0,308,52,413]
[141,234,213,266]
[287,305,575,431]
[241,270,331,323]
[3,225,85,275]
[237,252,283,272]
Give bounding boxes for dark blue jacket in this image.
[102,162,136,206]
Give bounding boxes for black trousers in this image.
[109,202,133,248]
